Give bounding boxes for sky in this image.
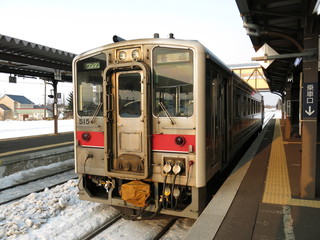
[0,0,279,105]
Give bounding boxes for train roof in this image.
[75,37,226,67]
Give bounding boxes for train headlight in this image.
[131,50,140,60]
[175,136,186,146]
[119,51,127,61]
[81,132,91,142]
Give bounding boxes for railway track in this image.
[153,217,178,240]
[0,168,76,204]
[263,112,275,128]
[81,214,123,240]
[80,215,185,240]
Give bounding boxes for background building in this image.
[0,94,52,120]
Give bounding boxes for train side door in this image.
[215,76,227,167]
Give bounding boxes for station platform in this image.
[186,115,320,240]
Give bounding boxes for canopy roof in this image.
[236,0,319,96]
[0,34,76,82]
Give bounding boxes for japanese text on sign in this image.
[303,82,318,118]
[306,84,314,104]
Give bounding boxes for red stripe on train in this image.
[152,134,196,152]
[76,131,104,147]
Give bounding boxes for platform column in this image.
[52,80,58,134]
[284,83,292,140]
[301,15,318,198]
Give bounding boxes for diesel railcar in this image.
[73,35,263,219]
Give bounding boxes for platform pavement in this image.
[185,117,320,240]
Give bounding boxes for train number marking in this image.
[79,119,91,125]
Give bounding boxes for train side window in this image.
[252,99,255,114]
[251,99,254,114]
[252,100,256,114]
[242,96,247,116]
[250,99,253,114]
[235,94,241,117]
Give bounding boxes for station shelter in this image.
[236,0,320,199]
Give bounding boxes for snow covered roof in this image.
[4,94,34,104]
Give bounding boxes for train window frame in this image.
[235,93,241,118]
[251,99,253,114]
[117,72,142,118]
[152,47,194,118]
[242,96,246,116]
[252,99,255,114]
[75,53,106,117]
[255,101,257,113]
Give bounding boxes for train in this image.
[73,34,264,219]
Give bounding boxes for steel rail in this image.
[80,214,122,240]
[0,170,77,204]
[0,167,74,191]
[153,218,178,240]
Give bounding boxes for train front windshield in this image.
[76,53,106,116]
[153,47,194,117]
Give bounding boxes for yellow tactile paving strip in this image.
[262,119,320,208]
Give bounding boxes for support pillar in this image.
[300,15,318,198]
[285,84,292,140]
[52,80,58,134]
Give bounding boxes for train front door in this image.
[105,68,149,179]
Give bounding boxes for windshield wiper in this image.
[90,103,103,123]
[158,102,175,125]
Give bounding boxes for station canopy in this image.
[235,0,319,97]
[0,34,76,82]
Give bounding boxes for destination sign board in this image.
[84,61,101,70]
[156,52,190,64]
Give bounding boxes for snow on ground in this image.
[0,119,74,139]
[0,160,74,190]
[0,178,119,240]
[0,163,194,240]
[0,172,193,240]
